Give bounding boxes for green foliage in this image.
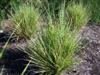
[89,0,100,23]
[25,18,78,74]
[66,2,90,29]
[0,0,30,20]
[0,0,9,21]
[0,0,100,23]
[29,0,72,19]
[77,0,100,23]
[0,0,17,19]
[11,5,39,39]
[0,11,4,23]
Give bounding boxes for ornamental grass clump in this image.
[67,2,90,30]
[12,5,39,39]
[25,23,78,75]
[77,0,100,23]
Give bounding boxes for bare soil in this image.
[64,23,100,75]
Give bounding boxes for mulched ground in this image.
[64,23,100,75]
[1,22,100,75]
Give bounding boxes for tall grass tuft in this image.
[66,2,90,30]
[25,21,78,74]
[11,4,39,39]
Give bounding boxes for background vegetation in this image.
[0,0,100,22]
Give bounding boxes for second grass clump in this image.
[67,2,90,30]
[12,4,39,39]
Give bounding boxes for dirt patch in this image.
[64,23,100,75]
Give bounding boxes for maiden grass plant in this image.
[67,2,90,30]
[12,4,39,39]
[25,24,78,75]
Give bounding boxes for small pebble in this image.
[0,30,3,33]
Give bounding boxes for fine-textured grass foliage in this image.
[23,4,79,74]
[0,0,100,75]
[0,0,22,19]
[25,23,78,75]
[0,11,4,25]
[11,5,39,39]
[76,0,100,23]
[28,0,73,20]
[88,0,100,23]
[66,2,90,29]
